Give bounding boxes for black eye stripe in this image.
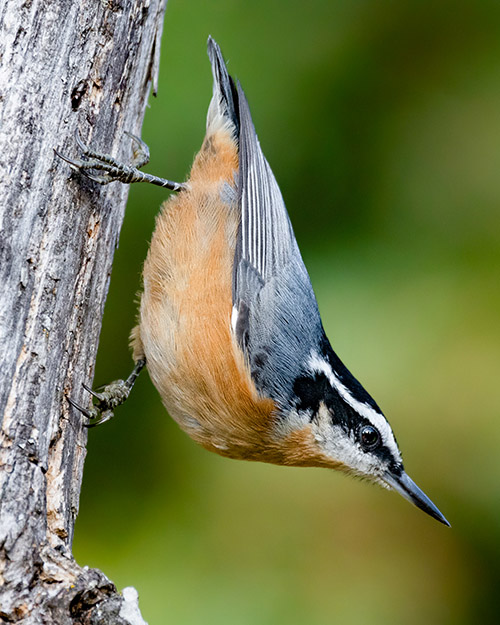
[293,373,335,415]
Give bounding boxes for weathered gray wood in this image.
[0,1,167,622]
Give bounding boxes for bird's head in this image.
[286,351,450,526]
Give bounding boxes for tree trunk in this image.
[0,1,167,622]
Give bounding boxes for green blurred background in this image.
[74,1,500,623]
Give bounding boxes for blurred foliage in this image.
[73,1,500,623]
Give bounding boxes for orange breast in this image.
[133,127,277,460]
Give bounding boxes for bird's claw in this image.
[55,130,149,185]
[123,131,150,168]
[67,378,131,427]
[55,131,185,191]
[82,382,104,401]
[66,395,95,420]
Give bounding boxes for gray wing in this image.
[233,86,326,408]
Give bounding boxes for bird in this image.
[59,36,449,526]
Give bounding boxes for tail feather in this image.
[206,36,239,136]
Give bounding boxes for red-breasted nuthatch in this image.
[61,37,449,526]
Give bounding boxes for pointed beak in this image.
[383,469,450,527]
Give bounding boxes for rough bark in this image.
[0,1,167,622]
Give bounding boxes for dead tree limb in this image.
[0,1,167,622]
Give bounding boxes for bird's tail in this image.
[206,36,240,139]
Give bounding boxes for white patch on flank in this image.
[308,352,402,464]
[231,305,238,334]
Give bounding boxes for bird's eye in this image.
[359,425,381,450]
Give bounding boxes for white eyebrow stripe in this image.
[308,353,396,444]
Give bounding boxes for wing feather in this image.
[236,91,296,280]
[232,85,326,406]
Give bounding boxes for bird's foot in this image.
[67,359,146,427]
[55,131,186,191]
